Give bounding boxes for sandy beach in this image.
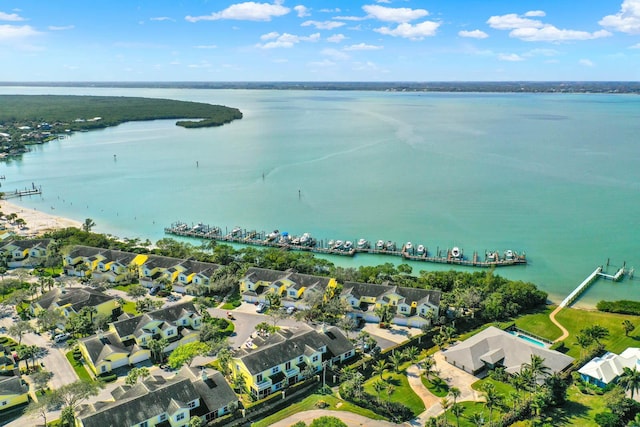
[0,199,82,237]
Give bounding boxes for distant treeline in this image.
[2,81,640,93]
[0,95,242,129]
[597,300,640,316]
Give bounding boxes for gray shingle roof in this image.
[36,287,115,312]
[77,376,197,427]
[444,326,574,375]
[0,376,27,395]
[179,366,237,414]
[111,302,198,338]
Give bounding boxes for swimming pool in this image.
[509,331,547,348]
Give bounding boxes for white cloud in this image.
[319,8,341,13]
[344,43,383,51]
[256,32,320,48]
[294,5,310,18]
[301,20,345,30]
[524,48,560,57]
[579,58,594,67]
[458,29,488,39]
[321,48,349,60]
[186,2,290,22]
[600,0,640,34]
[524,10,546,17]
[261,31,280,40]
[326,33,346,43]
[0,24,40,41]
[363,5,429,23]
[488,12,612,42]
[0,12,24,21]
[510,26,611,42]
[48,25,74,31]
[487,14,543,30]
[376,0,391,3]
[374,21,440,40]
[150,17,174,21]
[630,42,640,48]
[195,44,217,49]
[334,15,367,22]
[498,53,525,61]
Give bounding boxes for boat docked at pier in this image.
[163,221,527,268]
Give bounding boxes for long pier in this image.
[164,222,527,268]
[2,186,42,199]
[559,267,602,308]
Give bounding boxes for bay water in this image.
[1,86,639,306]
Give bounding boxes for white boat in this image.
[486,251,498,261]
[417,244,426,255]
[451,247,462,258]
[333,240,344,249]
[266,230,280,241]
[357,238,369,249]
[386,241,396,251]
[376,240,385,250]
[231,226,242,236]
[405,242,413,253]
[504,249,514,259]
[327,240,335,248]
[300,232,311,245]
[344,241,353,251]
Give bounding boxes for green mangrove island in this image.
[0,95,243,156]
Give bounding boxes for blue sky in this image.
[1,0,639,81]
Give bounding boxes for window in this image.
[298,356,303,363]
[101,365,107,373]
[312,355,318,362]
[166,329,175,336]
[176,413,185,421]
[272,366,279,374]
[1,401,7,406]
[188,400,198,408]
[139,422,148,427]
[256,374,263,383]
[159,414,167,421]
[285,361,291,371]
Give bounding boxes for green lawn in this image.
[421,375,449,397]
[113,284,132,292]
[514,306,562,341]
[363,370,425,416]
[65,351,93,382]
[554,308,640,357]
[120,300,139,315]
[251,393,385,427]
[514,306,640,358]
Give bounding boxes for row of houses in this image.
[64,245,220,295]
[0,238,51,268]
[62,245,441,328]
[240,267,441,328]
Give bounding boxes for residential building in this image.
[139,255,185,289]
[0,344,16,373]
[579,347,640,388]
[0,238,51,268]
[341,282,441,328]
[240,267,335,305]
[173,259,219,295]
[30,287,120,320]
[233,325,354,399]
[92,250,147,284]
[0,376,28,411]
[76,366,237,427]
[443,326,574,376]
[63,246,107,277]
[79,302,202,375]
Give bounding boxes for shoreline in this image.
[0,199,82,237]
[0,198,596,309]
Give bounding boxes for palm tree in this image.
[385,384,396,403]
[618,367,640,399]
[403,346,420,364]
[449,386,461,405]
[82,218,96,232]
[373,359,388,380]
[623,320,636,337]
[482,383,503,427]
[373,380,387,397]
[468,412,485,427]
[451,402,464,427]
[440,397,451,420]
[575,333,594,358]
[389,351,404,373]
[422,354,436,381]
[523,354,551,392]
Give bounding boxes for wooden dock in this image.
[2,186,42,199]
[559,267,602,308]
[164,222,527,268]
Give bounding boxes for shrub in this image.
[98,373,117,382]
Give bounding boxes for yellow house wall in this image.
[79,343,99,375]
[0,392,28,410]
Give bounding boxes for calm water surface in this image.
[1,86,639,306]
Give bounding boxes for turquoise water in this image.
[1,86,639,306]
[509,331,547,348]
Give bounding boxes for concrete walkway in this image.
[549,306,570,342]
[268,409,405,427]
